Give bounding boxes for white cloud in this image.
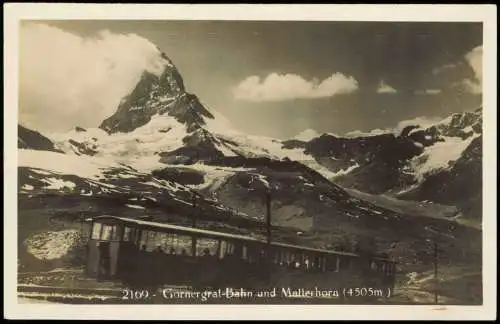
[414,89,442,95]
[376,80,397,94]
[424,89,442,95]
[431,63,457,75]
[19,23,169,133]
[394,116,442,134]
[465,46,483,83]
[429,45,482,95]
[293,128,321,141]
[344,128,387,138]
[461,79,482,94]
[463,45,482,94]
[345,116,442,138]
[232,72,358,102]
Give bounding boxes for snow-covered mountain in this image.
[283,108,483,218]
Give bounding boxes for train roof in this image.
[91,215,262,244]
[88,215,388,259]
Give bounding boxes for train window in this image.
[313,255,320,270]
[91,222,102,239]
[110,225,120,241]
[171,234,178,253]
[242,245,248,260]
[101,225,113,240]
[370,261,377,271]
[218,241,233,259]
[157,233,192,256]
[165,233,177,254]
[163,233,173,251]
[273,250,280,264]
[146,231,158,251]
[218,241,226,258]
[197,238,218,257]
[292,253,300,268]
[335,257,340,272]
[288,252,295,267]
[123,227,132,242]
[300,254,307,269]
[134,229,141,245]
[139,231,149,250]
[278,250,286,266]
[173,234,192,255]
[157,233,168,250]
[387,264,393,275]
[311,255,317,270]
[226,242,235,256]
[177,235,192,256]
[304,256,310,270]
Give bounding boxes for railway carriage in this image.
[85,215,396,295]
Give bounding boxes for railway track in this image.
[18,284,126,304]
[17,283,195,304]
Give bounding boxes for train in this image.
[84,215,396,300]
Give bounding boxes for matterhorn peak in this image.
[99,50,215,135]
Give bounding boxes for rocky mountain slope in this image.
[284,108,482,219]
[18,124,63,152]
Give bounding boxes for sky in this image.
[19,20,482,139]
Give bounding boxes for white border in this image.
[3,4,497,320]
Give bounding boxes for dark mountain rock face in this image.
[285,133,425,194]
[332,134,424,194]
[99,54,213,135]
[158,128,234,164]
[67,139,98,156]
[283,108,482,217]
[399,135,482,218]
[18,125,63,153]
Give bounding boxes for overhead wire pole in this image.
[265,187,272,285]
[424,226,453,305]
[265,188,272,245]
[434,241,438,305]
[191,191,198,257]
[191,191,197,228]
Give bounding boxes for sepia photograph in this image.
[4,4,497,321]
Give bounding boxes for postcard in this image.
[3,3,497,321]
